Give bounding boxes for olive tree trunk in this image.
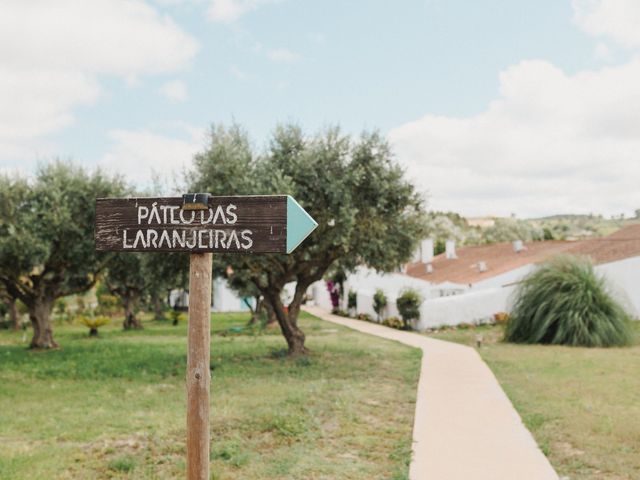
[28,296,58,349]
[264,284,309,356]
[263,298,278,326]
[123,295,143,330]
[152,292,165,321]
[9,297,19,331]
[246,296,263,326]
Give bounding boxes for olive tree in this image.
[189,124,426,355]
[0,161,126,348]
[104,252,189,329]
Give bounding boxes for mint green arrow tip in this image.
[286,196,318,253]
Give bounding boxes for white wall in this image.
[212,278,252,312]
[307,267,431,321]
[595,256,640,317]
[473,264,534,289]
[415,286,516,331]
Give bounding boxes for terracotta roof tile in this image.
[406,224,640,285]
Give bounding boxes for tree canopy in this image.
[0,161,126,348]
[189,123,427,354]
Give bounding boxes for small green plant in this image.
[383,316,404,330]
[78,315,110,337]
[373,289,387,322]
[170,310,187,326]
[506,255,633,347]
[357,313,373,322]
[396,288,423,330]
[108,455,136,473]
[347,290,357,315]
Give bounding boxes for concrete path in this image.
[304,306,558,480]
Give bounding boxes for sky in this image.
[1,0,639,218]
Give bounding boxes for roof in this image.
[406,224,640,285]
[566,224,640,264]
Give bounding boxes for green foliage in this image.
[506,255,633,347]
[383,316,404,329]
[373,289,387,320]
[169,310,187,324]
[96,293,119,316]
[483,218,544,243]
[396,288,423,329]
[0,161,126,346]
[108,456,136,473]
[0,161,127,300]
[189,123,427,352]
[78,315,111,330]
[347,290,357,310]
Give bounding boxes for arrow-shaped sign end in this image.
[286,196,318,254]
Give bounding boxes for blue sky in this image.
[1,0,639,217]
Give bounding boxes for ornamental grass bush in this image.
[505,255,633,347]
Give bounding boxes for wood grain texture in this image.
[95,196,287,253]
[186,253,213,480]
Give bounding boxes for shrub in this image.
[78,315,111,337]
[383,316,404,330]
[396,288,423,330]
[97,293,120,316]
[170,310,187,326]
[373,289,387,321]
[356,313,373,322]
[506,255,633,347]
[493,312,510,325]
[326,280,341,312]
[347,290,357,312]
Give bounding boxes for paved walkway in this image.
[304,306,558,480]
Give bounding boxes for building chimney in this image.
[477,261,487,272]
[513,240,523,253]
[426,263,434,274]
[421,238,434,263]
[445,240,457,259]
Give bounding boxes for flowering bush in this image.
[326,280,341,312]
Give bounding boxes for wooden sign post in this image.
[95,193,317,480]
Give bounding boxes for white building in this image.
[401,225,640,330]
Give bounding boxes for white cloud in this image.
[0,68,100,141]
[573,0,640,48]
[594,42,612,60]
[388,59,640,218]
[158,80,188,102]
[99,126,204,187]
[266,48,300,63]
[0,0,198,163]
[207,0,278,22]
[0,0,198,76]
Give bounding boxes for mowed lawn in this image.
[0,312,421,479]
[427,322,640,480]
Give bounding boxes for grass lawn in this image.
[426,322,640,480]
[0,312,421,479]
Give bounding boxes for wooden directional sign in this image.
[95,194,318,254]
